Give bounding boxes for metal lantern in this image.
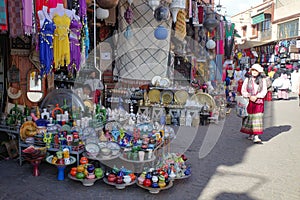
[154,25,168,40]
[96,7,109,20]
[154,5,170,22]
[170,0,186,23]
[96,0,119,9]
[124,6,134,24]
[206,39,216,49]
[148,0,160,11]
[203,12,219,32]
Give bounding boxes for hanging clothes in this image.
[0,0,8,32]
[39,18,56,76]
[22,0,35,35]
[68,18,82,71]
[7,0,23,37]
[53,14,71,67]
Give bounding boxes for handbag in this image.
[235,95,249,118]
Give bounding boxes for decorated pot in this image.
[107,173,116,182]
[123,175,131,184]
[143,178,152,187]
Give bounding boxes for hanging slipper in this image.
[7,86,22,100]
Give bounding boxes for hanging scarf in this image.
[247,77,263,95]
[175,10,186,41]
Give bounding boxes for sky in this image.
[218,0,263,17]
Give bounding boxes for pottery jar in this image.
[123,175,131,184]
[107,173,116,182]
[143,178,152,187]
[116,176,123,184]
[70,167,77,177]
[158,180,166,188]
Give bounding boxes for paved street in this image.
[0,94,299,200]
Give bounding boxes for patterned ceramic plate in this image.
[161,90,173,104]
[148,89,161,103]
[190,92,216,111]
[151,76,162,86]
[159,78,170,88]
[174,90,189,105]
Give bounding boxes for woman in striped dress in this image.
[240,64,268,144]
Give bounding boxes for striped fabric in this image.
[240,113,264,135]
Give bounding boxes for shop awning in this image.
[237,40,273,49]
[252,13,265,24]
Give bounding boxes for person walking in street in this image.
[240,64,268,144]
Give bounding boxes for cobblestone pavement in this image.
[0,94,299,200]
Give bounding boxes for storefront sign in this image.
[252,13,265,25]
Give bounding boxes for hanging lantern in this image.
[154,25,168,40]
[96,0,119,9]
[154,5,170,22]
[96,7,109,20]
[124,6,134,24]
[124,26,133,39]
[203,12,219,32]
[206,39,216,49]
[127,0,134,5]
[170,0,186,23]
[148,0,160,12]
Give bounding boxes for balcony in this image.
[259,28,272,41]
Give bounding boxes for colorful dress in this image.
[68,18,82,71]
[39,18,56,76]
[53,14,71,68]
[240,77,267,135]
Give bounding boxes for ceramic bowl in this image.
[100,147,111,156]
[85,143,100,157]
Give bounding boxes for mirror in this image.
[27,69,44,103]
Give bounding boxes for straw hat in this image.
[250,64,264,73]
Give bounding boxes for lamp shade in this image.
[170,0,186,22]
[148,0,160,11]
[154,25,168,40]
[96,7,109,20]
[206,39,216,49]
[203,12,219,32]
[97,0,119,9]
[154,5,170,22]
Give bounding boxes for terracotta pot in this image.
[96,0,119,9]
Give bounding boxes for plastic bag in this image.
[235,95,249,118]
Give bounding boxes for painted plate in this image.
[151,76,162,86]
[161,90,173,104]
[190,92,216,111]
[174,90,189,105]
[159,78,170,88]
[83,100,94,112]
[148,89,161,103]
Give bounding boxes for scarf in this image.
[247,77,263,95]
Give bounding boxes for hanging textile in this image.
[7,0,23,38]
[39,19,56,75]
[0,0,8,31]
[115,0,172,81]
[68,18,82,71]
[224,19,235,59]
[78,0,87,18]
[22,0,35,35]
[175,10,186,41]
[53,14,71,67]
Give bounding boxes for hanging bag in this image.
[235,95,249,118]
